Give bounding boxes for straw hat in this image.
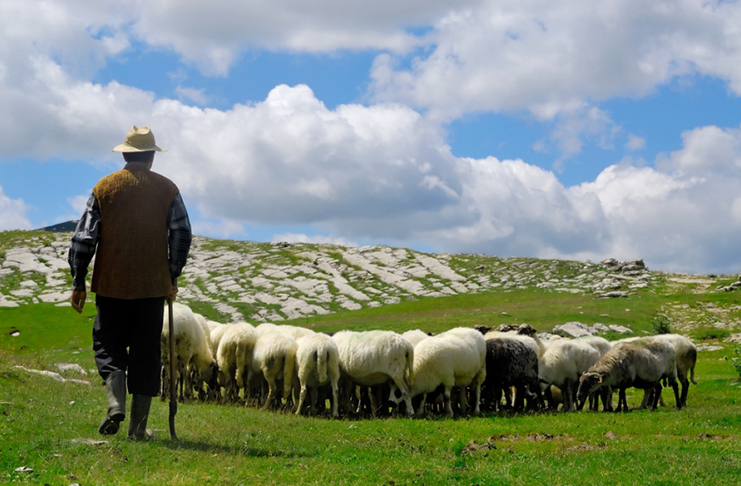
[112,126,166,152]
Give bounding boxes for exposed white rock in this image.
[37,292,69,303]
[553,322,593,338]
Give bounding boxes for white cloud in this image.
[190,219,247,239]
[5,52,741,273]
[5,2,741,273]
[175,86,208,106]
[129,0,480,75]
[272,233,358,247]
[626,134,646,151]
[0,184,31,231]
[370,1,741,119]
[67,194,90,216]
[662,125,741,175]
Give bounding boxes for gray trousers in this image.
[92,295,165,396]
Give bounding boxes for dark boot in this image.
[128,394,152,440]
[98,370,126,435]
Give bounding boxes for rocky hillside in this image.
[1,230,738,335]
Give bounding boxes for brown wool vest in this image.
[91,165,179,299]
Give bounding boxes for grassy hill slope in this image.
[1,230,741,484]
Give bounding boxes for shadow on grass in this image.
[158,437,313,458]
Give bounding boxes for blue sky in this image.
[3,0,741,274]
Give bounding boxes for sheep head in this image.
[576,372,603,406]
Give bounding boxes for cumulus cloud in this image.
[4,49,741,273]
[567,124,741,273]
[0,184,31,231]
[369,0,741,119]
[129,0,480,74]
[5,0,741,274]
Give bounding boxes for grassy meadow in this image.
[2,283,741,485]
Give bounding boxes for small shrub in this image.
[732,344,741,381]
[696,329,731,341]
[652,315,672,335]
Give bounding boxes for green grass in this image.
[1,335,740,485]
[3,264,741,484]
[289,288,669,336]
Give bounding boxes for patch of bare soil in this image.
[461,439,496,454]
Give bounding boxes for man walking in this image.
[68,126,192,439]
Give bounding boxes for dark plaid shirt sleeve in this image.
[168,192,192,286]
[68,194,100,292]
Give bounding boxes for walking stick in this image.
[167,297,178,440]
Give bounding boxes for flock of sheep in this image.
[160,303,697,418]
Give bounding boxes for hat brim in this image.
[112,144,166,153]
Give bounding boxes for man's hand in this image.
[70,290,86,314]
[168,285,178,303]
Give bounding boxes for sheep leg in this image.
[639,389,651,409]
[504,386,513,408]
[368,386,379,418]
[679,375,690,408]
[330,380,339,418]
[263,374,277,410]
[339,377,353,415]
[418,393,428,417]
[561,380,573,412]
[444,387,454,418]
[391,376,414,417]
[542,386,554,410]
[493,387,503,412]
[283,379,294,411]
[677,370,690,407]
[600,387,612,412]
[513,386,526,412]
[528,379,545,412]
[475,384,483,415]
[670,380,682,410]
[355,386,364,414]
[458,386,469,416]
[617,388,630,413]
[309,387,318,415]
[649,384,662,411]
[295,384,308,416]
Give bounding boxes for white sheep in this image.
[294,333,340,417]
[575,336,612,356]
[631,337,682,410]
[250,330,299,410]
[644,334,697,407]
[573,336,613,410]
[576,341,671,412]
[216,323,257,402]
[204,319,223,334]
[278,324,316,341]
[332,330,415,417]
[538,339,601,411]
[401,329,430,347]
[619,334,693,409]
[209,323,229,357]
[255,323,279,335]
[161,303,216,402]
[410,327,487,418]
